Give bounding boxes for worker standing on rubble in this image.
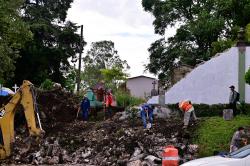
[80,95,90,121]
[105,90,113,119]
[179,100,198,129]
[140,104,154,129]
[230,127,247,152]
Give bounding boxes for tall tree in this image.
[100,67,128,90]
[82,40,129,88]
[11,0,85,86]
[142,0,250,85]
[0,0,32,83]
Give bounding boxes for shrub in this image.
[125,106,139,127]
[167,103,234,117]
[40,79,53,90]
[115,90,145,107]
[246,67,250,85]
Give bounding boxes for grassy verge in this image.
[193,115,250,157]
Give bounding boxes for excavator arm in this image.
[0,80,43,159]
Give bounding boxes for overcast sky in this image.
[67,0,175,78]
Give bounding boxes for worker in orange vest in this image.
[179,100,198,129]
[105,90,113,119]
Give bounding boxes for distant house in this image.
[126,75,158,99]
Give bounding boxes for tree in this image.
[11,0,85,86]
[142,0,250,85]
[82,40,129,88]
[64,67,77,92]
[0,0,32,83]
[100,67,128,90]
[245,68,250,85]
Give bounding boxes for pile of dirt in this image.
[37,89,80,123]
[0,115,199,165]
[0,89,199,165]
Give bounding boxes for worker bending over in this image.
[140,104,154,129]
[179,100,198,129]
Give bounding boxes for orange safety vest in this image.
[179,100,193,112]
[105,94,113,107]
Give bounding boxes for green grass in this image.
[193,115,250,157]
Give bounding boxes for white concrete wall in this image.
[126,77,158,98]
[165,47,239,104]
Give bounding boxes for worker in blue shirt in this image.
[140,104,154,128]
[80,95,90,121]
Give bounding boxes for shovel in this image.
[76,107,80,120]
[146,111,152,129]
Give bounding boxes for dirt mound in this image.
[0,89,198,165]
[37,89,80,123]
[0,115,198,165]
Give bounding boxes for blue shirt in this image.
[141,104,153,112]
[81,97,90,111]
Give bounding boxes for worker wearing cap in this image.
[179,100,198,129]
[229,85,239,116]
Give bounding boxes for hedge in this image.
[167,103,250,117]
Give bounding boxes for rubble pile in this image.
[1,117,198,165]
[0,90,199,165]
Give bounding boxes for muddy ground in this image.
[0,89,198,165]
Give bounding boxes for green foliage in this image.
[246,23,250,42]
[193,116,250,157]
[82,40,129,89]
[65,67,77,92]
[115,90,145,107]
[0,0,32,82]
[245,67,250,85]
[168,104,225,117]
[100,67,128,90]
[238,101,247,115]
[11,0,86,86]
[167,103,250,117]
[84,41,129,70]
[211,39,235,56]
[142,0,250,85]
[125,106,140,127]
[40,79,53,90]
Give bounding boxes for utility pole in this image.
[77,25,83,94]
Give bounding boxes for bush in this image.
[245,67,250,85]
[40,79,53,90]
[115,90,145,107]
[125,106,139,127]
[167,103,232,117]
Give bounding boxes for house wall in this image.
[126,77,158,98]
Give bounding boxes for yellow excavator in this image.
[0,80,44,159]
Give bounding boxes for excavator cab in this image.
[0,80,44,159]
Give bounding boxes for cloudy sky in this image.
[67,0,175,77]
